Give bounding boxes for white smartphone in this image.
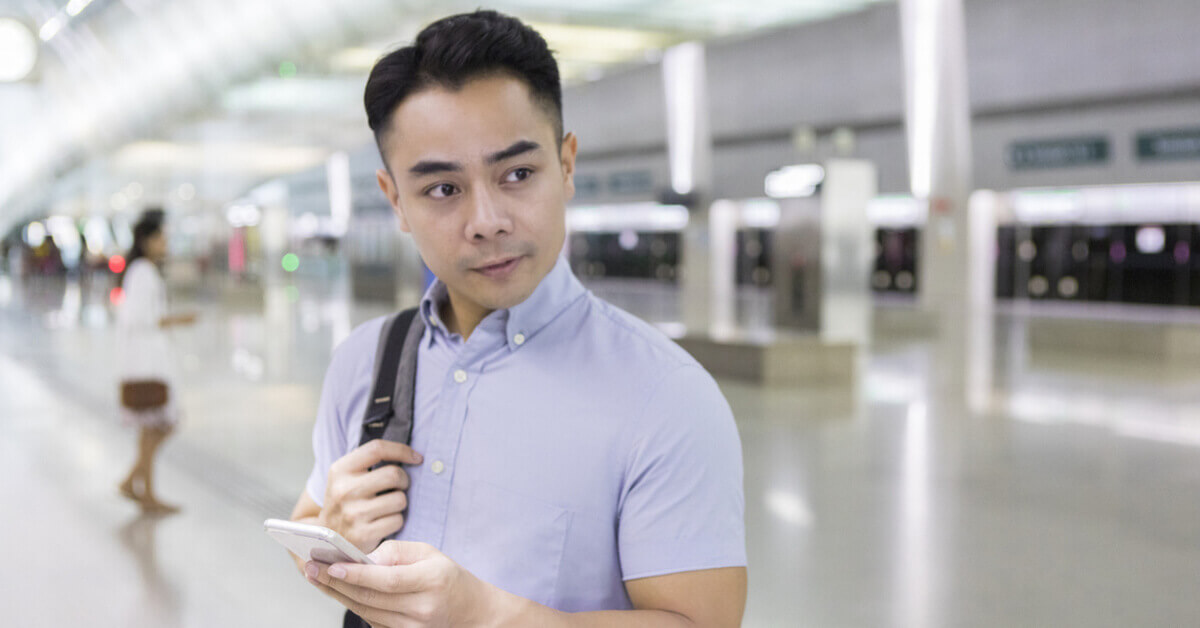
[264,519,375,565]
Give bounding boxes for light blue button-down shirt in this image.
[307,256,746,611]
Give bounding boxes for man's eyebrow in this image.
[408,159,463,177]
[486,140,541,164]
[406,141,540,177]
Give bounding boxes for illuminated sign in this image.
[764,164,825,198]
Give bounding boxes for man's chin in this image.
[475,288,535,312]
[463,277,538,311]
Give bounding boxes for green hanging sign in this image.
[1137,128,1200,161]
[1007,137,1109,170]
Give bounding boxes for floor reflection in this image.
[2,273,1200,626]
[116,513,182,626]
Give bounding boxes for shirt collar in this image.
[504,255,586,351]
[417,255,586,352]
[418,280,455,348]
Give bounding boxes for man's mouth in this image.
[472,256,523,279]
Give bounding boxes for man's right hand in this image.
[319,439,424,554]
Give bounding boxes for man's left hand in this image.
[304,541,496,627]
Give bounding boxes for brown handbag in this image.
[121,380,169,410]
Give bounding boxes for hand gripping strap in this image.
[358,307,423,447]
[345,309,423,628]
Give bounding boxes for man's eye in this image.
[506,168,533,183]
[427,183,458,198]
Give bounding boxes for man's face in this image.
[376,74,577,315]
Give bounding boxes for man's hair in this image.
[364,10,562,161]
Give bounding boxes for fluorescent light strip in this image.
[66,0,95,17]
[903,0,940,200]
[39,16,64,41]
[663,42,703,196]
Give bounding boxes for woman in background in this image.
[116,209,194,514]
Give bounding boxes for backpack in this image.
[345,307,422,628]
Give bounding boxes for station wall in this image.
[565,0,1200,201]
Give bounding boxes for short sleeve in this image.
[304,318,385,506]
[305,357,350,507]
[617,364,747,580]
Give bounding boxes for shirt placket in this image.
[413,336,500,550]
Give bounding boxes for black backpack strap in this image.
[358,307,421,447]
[345,307,422,628]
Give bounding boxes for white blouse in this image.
[117,258,176,383]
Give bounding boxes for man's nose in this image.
[464,187,514,241]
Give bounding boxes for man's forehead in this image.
[386,78,554,149]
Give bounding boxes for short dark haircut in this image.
[364,10,563,164]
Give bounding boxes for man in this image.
[291,10,747,626]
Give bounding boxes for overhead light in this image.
[327,151,351,237]
[663,42,705,196]
[740,199,781,228]
[25,221,46,247]
[868,195,926,227]
[567,203,689,232]
[764,164,825,198]
[84,217,110,255]
[0,19,38,81]
[113,141,328,176]
[65,0,95,17]
[527,22,678,66]
[1135,226,1166,255]
[226,204,261,228]
[329,47,380,73]
[38,16,63,42]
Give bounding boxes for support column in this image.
[900,0,975,309]
[662,41,721,335]
[900,0,994,412]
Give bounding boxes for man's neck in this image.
[441,288,492,340]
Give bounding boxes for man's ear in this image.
[560,132,579,202]
[376,168,411,233]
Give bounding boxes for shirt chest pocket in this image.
[454,479,573,608]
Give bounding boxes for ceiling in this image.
[0,0,893,232]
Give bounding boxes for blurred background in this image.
[1,0,1199,626]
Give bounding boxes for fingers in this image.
[323,560,428,595]
[304,562,393,622]
[362,514,405,544]
[306,561,420,617]
[357,491,408,522]
[335,440,424,474]
[369,541,436,568]
[354,465,411,497]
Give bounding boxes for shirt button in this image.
[513,333,526,346]
[453,369,467,384]
[431,460,445,474]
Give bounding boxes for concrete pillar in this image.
[899,0,976,309]
[662,41,721,335]
[900,0,994,414]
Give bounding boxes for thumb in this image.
[369,540,435,566]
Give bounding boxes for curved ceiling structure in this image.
[0,0,892,233]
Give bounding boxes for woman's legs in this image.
[119,424,179,513]
[140,426,178,512]
[119,427,155,499]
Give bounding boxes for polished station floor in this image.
[1,272,1198,627]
